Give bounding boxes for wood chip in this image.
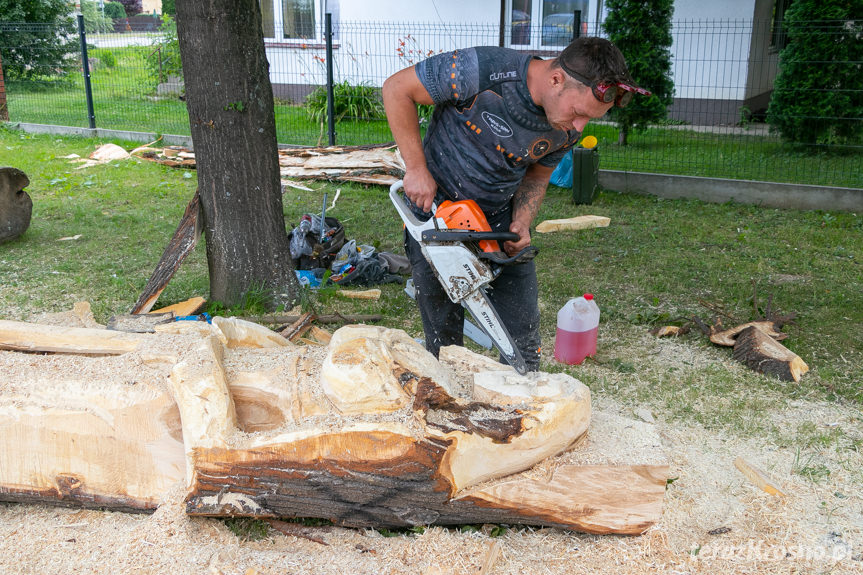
[150,296,207,317]
[734,456,786,497]
[478,540,502,575]
[336,289,381,300]
[264,519,328,545]
[535,215,610,233]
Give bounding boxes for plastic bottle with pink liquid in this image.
[554,293,600,365]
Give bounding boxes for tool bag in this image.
[288,215,346,271]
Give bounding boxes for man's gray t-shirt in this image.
[414,46,580,216]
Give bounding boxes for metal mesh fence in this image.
[1,18,860,189]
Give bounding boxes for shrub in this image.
[145,15,182,87]
[98,49,116,68]
[80,0,113,33]
[0,0,77,82]
[768,0,863,145]
[117,0,142,17]
[603,0,675,145]
[304,81,385,124]
[161,0,176,16]
[103,1,127,19]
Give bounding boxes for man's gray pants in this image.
[404,231,541,371]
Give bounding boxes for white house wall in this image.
[666,0,756,101]
[265,1,501,93]
[338,0,497,24]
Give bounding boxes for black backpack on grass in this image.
[289,216,345,271]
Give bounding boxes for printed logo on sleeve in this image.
[530,139,551,158]
[481,111,514,138]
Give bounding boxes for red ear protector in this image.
[560,63,651,108]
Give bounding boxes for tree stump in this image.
[0,167,32,243]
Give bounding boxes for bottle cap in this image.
[583,293,594,300]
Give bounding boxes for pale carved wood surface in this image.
[0,317,667,534]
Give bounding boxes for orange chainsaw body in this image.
[435,199,501,254]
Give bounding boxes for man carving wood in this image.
[382,37,648,370]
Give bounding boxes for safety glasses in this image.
[560,63,652,108]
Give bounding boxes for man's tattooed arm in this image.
[506,163,554,255]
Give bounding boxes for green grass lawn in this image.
[1,127,861,434]
[5,46,861,187]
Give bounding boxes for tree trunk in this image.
[618,125,628,145]
[174,0,298,309]
[0,51,9,122]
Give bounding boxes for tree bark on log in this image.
[130,191,201,314]
[732,325,809,382]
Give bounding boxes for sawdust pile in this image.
[1,314,861,574]
[2,393,860,574]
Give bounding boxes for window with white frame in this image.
[260,0,339,42]
[506,0,591,49]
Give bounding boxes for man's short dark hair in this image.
[552,37,632,86]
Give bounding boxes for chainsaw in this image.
[390,181,538,375]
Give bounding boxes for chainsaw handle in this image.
[390,180,439,243]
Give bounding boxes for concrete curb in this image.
[600,170,862,212]
[6,122,194,148]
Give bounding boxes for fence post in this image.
[0,51,8,122]
[572,10,582,42]
[77,14,97,129]
[325,12,336,146]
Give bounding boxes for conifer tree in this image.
[768,0,863,145]
[603,0,675,145]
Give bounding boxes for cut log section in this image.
[535,215,610,233]
[732,325,809,382]
[133,144,406,187]
[0,319,147,355]
[709,320,789,347]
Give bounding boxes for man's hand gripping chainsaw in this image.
[390,181,538,374]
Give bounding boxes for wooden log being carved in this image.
[176,324,669,534]
[0,317,668,534]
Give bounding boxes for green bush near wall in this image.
[768,0,863,145]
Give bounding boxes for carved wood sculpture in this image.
[175,324,668,534]
[0,166,32,244]
[0,317,668,534]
